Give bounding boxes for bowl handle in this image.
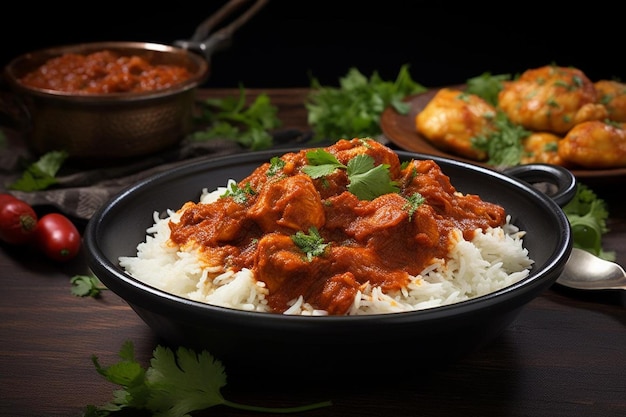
[503,163,577,207]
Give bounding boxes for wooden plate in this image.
[380,87,626,185]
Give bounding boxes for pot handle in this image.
[503,163,577,207]
[174,0,269,61]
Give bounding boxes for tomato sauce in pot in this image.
[18,50,193,94]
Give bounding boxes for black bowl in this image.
[84,149,574,380]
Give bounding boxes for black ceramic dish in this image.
[84,149,575,381]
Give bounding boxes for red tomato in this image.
[0,196,38,245]
[35,213,81,262]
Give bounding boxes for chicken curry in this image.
[168,139,506,314]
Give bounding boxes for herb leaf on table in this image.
[84,340,332,416]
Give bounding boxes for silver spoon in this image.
[557,247,626,291]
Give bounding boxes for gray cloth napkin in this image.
[1,128,310,221]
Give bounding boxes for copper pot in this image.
[2,0,267,160]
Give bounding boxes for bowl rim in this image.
[85,148,573,326]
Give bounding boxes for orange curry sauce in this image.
[19,50,192,94]
[169,139,506,314]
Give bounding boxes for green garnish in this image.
[267,156,286,177]
[563,183,615,261]
[9,150,68,191]
[465,72,512,106]
[403,192,425,221]
[70,275,107,298]
[84,340,332,416]
[306,65,426,141]
[291,227,329,261]
[191,86,282,150]
[220,182,256,204]
[465,72,530,167]
[471,111,530,167]
[301,147,399,200]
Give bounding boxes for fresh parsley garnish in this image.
[220,182,256,204]
[403,192,425,221]
[346,154,399,200]
[9,150,68,191]
[471,111,530,168]
[70,275,107,298]
[465,72,512,106]
[267,156,286,177]
[563,183,615,260]
[84,340,332,416]
[306,65,426,141]
[301,148,399,200]
[190,87,282,150]
[291,227,329,261]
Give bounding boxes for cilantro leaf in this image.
[267,156,286,177]
[471,111,529,168]
[302,148,398,200]
[346,155,399,200]
[9,150,68,191]
[220,182,256,204]
[144,346,227,416]
[306,65,426,141]
[291,227,329,261]
[465,72,511,106]
[301,149,346,178]
[70,275,107,298]
[563,183,614,260]
[403,192,425,221]
[86,341,332,416]
[190,87,281,150]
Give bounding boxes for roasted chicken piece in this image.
[558,120,626,168]
[520,132,565,165]
[498,65,607,134]
[595,80,626,122]
[415,87,496,160]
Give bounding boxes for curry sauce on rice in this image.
[119,138,533,315]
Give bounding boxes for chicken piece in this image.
[595,80,626,122]
[558,120,626,168]
[330,137,403,178]
[247,174,325,233]
[498,65,607,134]
[415,87,496,160]
[521,132,565,165]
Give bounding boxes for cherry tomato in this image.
[0,195,38,245]
[35,213,81,262]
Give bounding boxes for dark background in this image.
[2,1,623,88]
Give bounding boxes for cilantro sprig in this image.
[70,275,107,298]
[301,147,399,200]
[563,183,615,260]
[220,182,256,204]
[191,86,282,150]
[9,150,68,191]
[403,192,425,221]
[471,111,530,168]
[306,65,426,141]
[465,72,512,106]
[85,340,332,416]
[291,227,329,261]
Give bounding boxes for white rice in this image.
[119,179,534,316]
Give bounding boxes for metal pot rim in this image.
[3,41,210,102]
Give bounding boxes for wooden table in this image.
[1,89,625,417]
